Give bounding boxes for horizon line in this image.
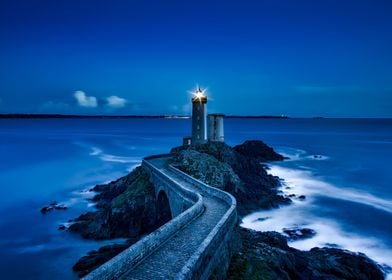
[0,113,391,119]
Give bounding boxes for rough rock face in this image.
[172,149,244,193]
[69,166,157,240]
[234,140,285,162]
[282,227,316,241]
[73,243,131,277]
[69,166,160,277]
[40,202,68,214]
[171,140,290,215]
[228,228,384,280]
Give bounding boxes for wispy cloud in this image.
[74,90,97,107]
[106,95,127,108]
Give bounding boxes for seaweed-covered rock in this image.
[69,166,158,240]
[228,228,384,280]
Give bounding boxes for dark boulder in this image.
[68,166,158,240]
[228,228,384,280]
[234,140,285,162]
[58,225,66,231]
[73,242,131,277]
[282,227,316,241]
[40,202,67,214]
[40,206,53,214]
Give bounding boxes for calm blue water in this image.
[0,118,391,279]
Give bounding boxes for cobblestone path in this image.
[119,157,228,279]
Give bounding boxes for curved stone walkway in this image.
[118,157,229,279]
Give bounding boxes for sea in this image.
[0,118,391,279]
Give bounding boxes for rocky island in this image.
[68,140,385,279]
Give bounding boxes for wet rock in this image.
[282,227,316,241]
[228,228,384,280]
[68,167,158,240]
[252,216,271,222]
[298,195,306,200]
[73,242,131,277]
[40,206,53,214]
[40,202,67,214]
[58,225,66,231]
[325,243,341,248]
[233,140,285,162]
[54,204,67,210]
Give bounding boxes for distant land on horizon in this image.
[1,114,391,119]
[0,113,289,119]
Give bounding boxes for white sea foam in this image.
[305,155,329,160]
[89,147,102,156]
[72,188,95,197]
[127,164,141,172]
[242,212,392,277]
[277,147,330,162]
[241,164,392,278]
[277,147,307,161]
[100,154,141,164]
[269,165,392,214]
[87,145,141,163]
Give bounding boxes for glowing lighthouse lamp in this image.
[193,86,207,102]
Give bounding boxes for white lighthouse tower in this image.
[191,87,207,145]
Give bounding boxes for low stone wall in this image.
[83,159,203,280]
[168,165,237,280]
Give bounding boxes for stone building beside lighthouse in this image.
[207,113,224,142]
[183,86,224,146]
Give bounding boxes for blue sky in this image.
[0,0,391,117]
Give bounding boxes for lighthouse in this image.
[191,87,207,145]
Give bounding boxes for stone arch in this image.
[156,190,172,227]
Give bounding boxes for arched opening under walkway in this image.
[156,190,172,227]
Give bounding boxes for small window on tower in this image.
[197,125,200,129]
